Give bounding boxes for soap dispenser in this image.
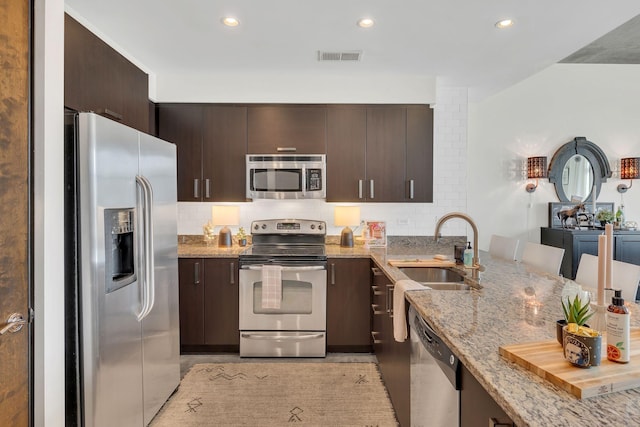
[463,241,473,267]
[606,289,630,363]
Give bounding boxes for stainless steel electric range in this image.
[238,219,327,357]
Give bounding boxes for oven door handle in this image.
[241,333,325,341]
[241,265,326,272]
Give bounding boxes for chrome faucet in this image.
[434,212,483,280]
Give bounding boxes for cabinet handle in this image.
[371,331,382,344]
[386,284,394,318]
[98,108,123,121]
[371,304,385,315]
[371,285,383,296]
[358,180,363,199]
[276,147,296,152]
[489,418,514,427]
[409,179,414,199]
[204,179,211,199]
[330,263,336,285]
[371,267,382,276]
[370,180,375,199]
[229,262,235,285]
[193,179,200,199]
[194,262,200,285]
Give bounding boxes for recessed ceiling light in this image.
[222,17,240,27]
[495,19,514,29]
[357,18,375,28]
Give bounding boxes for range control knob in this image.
[261,224,267,230]
[318,224,324,230]
[253,224,260,231]
[310,224,316,229]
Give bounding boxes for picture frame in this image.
[548,202,614,228]
[365,221,387,247]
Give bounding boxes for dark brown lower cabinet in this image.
[326,258,372,352]
[460,364,514,427]
[179,258,239,352]
[371,263,410,427]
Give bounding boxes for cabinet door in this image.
[64,14,149,132]
[204,258,240,348]
[572,234,600,278]
[406,105,434,202]
[203,106,247,201]
[178,259,205,347]
[366,107,406,202]
[157,104,204,201]
[326,258,372,351]
[460,364,513,426]
[247,105,327,154]
[615,234,640,266]
[326,106,367,201]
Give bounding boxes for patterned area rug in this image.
[150,362,398,426]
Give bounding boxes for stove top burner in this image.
[240,219,327,267]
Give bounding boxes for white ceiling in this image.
[64,0,640,101]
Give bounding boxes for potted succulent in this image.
[237,227,247,247]
[596,209,615,225]
[561,295,602,368]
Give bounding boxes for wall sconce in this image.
[525,156,547,193]
[334,206,361,247]
[211,205,240,247]
[617,157,639,193]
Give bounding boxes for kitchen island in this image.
[372,249,640,427]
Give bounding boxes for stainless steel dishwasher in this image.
[409,306,461,427]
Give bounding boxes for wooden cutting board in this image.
[388,258,456,268]
[499,328,640,399]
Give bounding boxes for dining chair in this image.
[488,234,520,261]
[575,253,640,302]
[521,242,565,276]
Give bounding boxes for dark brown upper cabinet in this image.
[157,104,247,202]
[326,106,367,201]
[247,105,327,154]
[64,14,149,133]
[326,105,433,202]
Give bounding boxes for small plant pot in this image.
[238,238,247,247]
[563,326,602,368]
[556,319,567,345]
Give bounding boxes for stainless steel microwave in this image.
[246,154,326,199]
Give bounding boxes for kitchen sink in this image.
[422,283,472,291]
[398,267,473,290]
[398,267,465,283]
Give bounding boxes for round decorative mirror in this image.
[562,154,594,201]
[548,137,611,203]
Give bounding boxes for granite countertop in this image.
[373,250,640,427]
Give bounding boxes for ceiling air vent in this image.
[317,51,362,62]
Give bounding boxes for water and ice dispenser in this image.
[104,208,136,293]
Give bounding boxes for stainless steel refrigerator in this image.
[65,112,180,426]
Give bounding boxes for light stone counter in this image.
[374,250,640,427]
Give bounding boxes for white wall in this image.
[177,86,469,238]
[468,63,640,252]
[34,0,65,426]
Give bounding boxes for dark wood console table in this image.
[541,227,640,279]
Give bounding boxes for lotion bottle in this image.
[606,289,630,363]
[463,242,473,267]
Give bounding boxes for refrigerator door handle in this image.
[136,175,156,321]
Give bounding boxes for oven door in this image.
[239,265,327,331]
